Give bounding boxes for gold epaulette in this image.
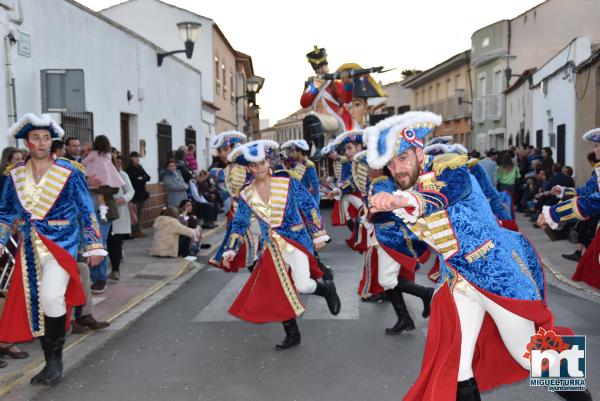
[593,162,600,169]
[58,157,86,174]
[339,156,348,163]
[467,158,480,168]
[3,162,17,176]
[305,159,315,168]
[287,169,302,181]
[432,154,469,176]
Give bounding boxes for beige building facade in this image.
[403,51,472,147]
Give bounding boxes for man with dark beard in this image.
[366,111,589,401]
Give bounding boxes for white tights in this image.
[454,282,536,381]
[39,255,70,317]
[341,194,363,220]
[281,245,317,294]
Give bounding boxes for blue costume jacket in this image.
[291,159,320,204]
[547,191,600,225]
[562,162,600,198]
[397,154,545,301]
[469,162,512,221]
[0,158,102,339]
[225,171,326,256]
[369,176,429,266]
[210,163,255,270]
[339,159,357,194]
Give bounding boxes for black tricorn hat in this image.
[306,46,328,71]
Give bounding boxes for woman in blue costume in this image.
[221,140,341,350]
[367,112,590,401]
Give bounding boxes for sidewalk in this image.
[515,212,600,303]
[0,218,227,396]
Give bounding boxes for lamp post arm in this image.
[157,49,187,66]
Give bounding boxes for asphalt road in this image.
[29,211,600,401]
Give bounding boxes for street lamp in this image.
[236,75,265,132]
[157,21,201,67]
[456,88,472,106]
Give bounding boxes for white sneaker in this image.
[184,256,197,262]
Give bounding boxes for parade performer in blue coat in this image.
[0,114,105,386]
[208,131,256,272]
[221,140,340,350]
[325,131,363,232]
[364,167,434,333]
[543,128,600,290]
[321,143,349,226]
[366,112,588,401]
[281,139,320,204]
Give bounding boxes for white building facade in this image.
[0,0,205,182]
[531,36,592,170]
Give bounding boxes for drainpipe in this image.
[5,0,22,145]
[5,33,17,134]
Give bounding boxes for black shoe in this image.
[385,288,415,335]
[456,378,482,401]
[200,243,212,250]
[0,359,7,368]
[91,280,106,294]
[314,281,341,315]
[346,220,355,232]
[562,251,582,262]
[247,260,257,273]
[554,389,592,401]
[361,293,386,302]
[385,319,416,335]
[275,319,301,350]
[422,287,434,318]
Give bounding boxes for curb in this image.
[540,254,600,304]
[0,221,227,398]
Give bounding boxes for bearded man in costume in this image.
[367,111,590,401]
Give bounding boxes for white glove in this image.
[99,205,109,222]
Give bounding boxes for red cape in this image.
[403,275,572,401]
[572,231,600,290]
[0,232,86,342]
[229,238,322,323]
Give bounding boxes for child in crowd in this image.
[82,135,124,222]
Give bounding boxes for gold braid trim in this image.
[287,169,302,181]
[467,158,480,168]
[432,154,469,176]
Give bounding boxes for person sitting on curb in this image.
[150,206,201,259]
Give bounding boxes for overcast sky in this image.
[77,0,544,125]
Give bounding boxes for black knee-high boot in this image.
[314,281,341,315]
[314,252,334,281]
[275,319,301,350]
[555,389,593,401]
[396,277,435,318]
[456,378,482,401]
[385,287,415,335]
[31,315,66,386]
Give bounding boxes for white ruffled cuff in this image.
[313,235,330,244]
[556,186,565,199]
[223,250,236,259]
[391,190,422,224]
[542,206,560,230]
[82,249,108,257]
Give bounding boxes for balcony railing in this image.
[473,97,485,123]
[486,93,503,121]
